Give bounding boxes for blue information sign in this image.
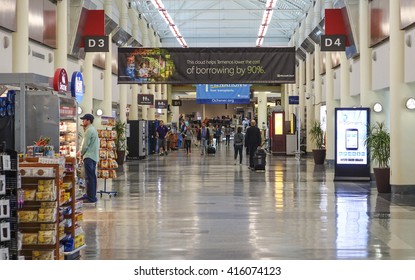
[71,71,84,104]
[196,84,250,104]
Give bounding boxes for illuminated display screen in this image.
[335,109,368,165]
[274,113,283,135]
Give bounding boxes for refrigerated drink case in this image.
[15,91,77,156]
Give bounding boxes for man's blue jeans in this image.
[84,158,98,202]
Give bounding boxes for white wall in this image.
[178,100,241,119]
[405,27,415,83]
[321,75,326,102]
[0,29,12,73]
[28,41,54,77]
[372,42,390,91]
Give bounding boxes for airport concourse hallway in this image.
[81,146,415,260]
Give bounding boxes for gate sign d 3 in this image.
[84,36,109,52]
[321,35,346,51]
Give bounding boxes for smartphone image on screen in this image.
[345,128,359,150]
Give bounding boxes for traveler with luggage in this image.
[245,120,262,170]
[198,123,210,155]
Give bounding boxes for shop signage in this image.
[118,47,296,84]
[137,94,154,105]
[71,71,84,104]
[155,100,168,109]
[53,68,68,93]
[84,36,109,52]
[172,100,182,106]
[59,106,76,118]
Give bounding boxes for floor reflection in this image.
[80,148,415,260]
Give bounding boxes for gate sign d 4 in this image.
[321,35,346,51]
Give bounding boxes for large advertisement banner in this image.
[196,84,250,104]
[118,47,295,84]
[334,108,370,181]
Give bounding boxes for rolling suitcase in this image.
[253,149,266,170]
[207,145,216,155]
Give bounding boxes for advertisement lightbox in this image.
[334,108,370,181]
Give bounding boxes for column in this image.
[129,10,140,120]
[54,0,67,70]
[339,53,353,107]
[147,84,156,120]
[103,0,113,117]
[389,0,415,189]
[162,84,168,123]
[12,0,29,72]
[141,84,148,120]
[314,47,322,122]
[81,53,94,115]
[306,52,314,153]
[299,60,305,129]
[130,85,139,120]
[325,52,334,163]
[257,92,268,129]
[139,17,149,119]
[284,84,289,121]
[118,0,127,123]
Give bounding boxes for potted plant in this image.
[364,122,390,193]
[309,120,326,164]
[113,120,127,166]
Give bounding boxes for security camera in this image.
[306,94,310,100]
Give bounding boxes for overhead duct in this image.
[69,0,119,58]
[111,26,132,47]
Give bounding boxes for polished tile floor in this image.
[81,144,415,260]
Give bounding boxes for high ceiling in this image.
[129,0,314,48]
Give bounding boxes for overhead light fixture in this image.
[150,0,188,48]
[405,97,415,110]
[256,0,278,47]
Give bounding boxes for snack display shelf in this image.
[97,119,118,198]
[18,157,84,260]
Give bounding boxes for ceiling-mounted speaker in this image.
[372,51,377,61]
[406,35,412,47]
[3,36,10,49]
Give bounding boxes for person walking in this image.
[183,126,194,155]
[77,114,99,203]
[198,122,210,155]
[224,124,232,146]
[245,120,262,170]
[156,120,169,156]
[233,126,244,165]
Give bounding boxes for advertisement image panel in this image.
[118,47,295,84]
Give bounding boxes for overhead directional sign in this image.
[137,94,154,105]
[84,36,109,52]
[172,100,182,106]
[321,35,346,51]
